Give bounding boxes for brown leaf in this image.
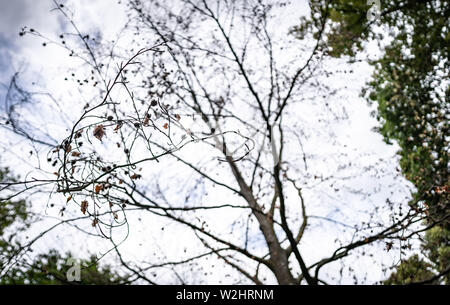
[93,124,106,141]
[71,151,81,157]
[130,173,141,180]
[64,144,72,153]
[163,123,169,129]
[66,195,73,203]
[81,200,89,214]
[92,218,98,227]
[95,184,104,194]
[143,116,150,126]
[175,114,181,121]
[114,122,123,132]
[385,242,393,252]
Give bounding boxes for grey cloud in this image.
[0,0,34,37]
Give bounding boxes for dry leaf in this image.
[130,173,141,180]
[114,122,123,132]
[64,144,72,153]
[93,124,106,141]
[385,242,393,252]
[92,218,98,227]
[435,185,449,194]
[95,184,104,194]
[71,151,81,157]
[163,123,169,129]
[66,195,72,203]
[81,200,89,214]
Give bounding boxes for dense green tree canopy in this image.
[292,0,449,284]
[0,250,129,285]
[0,167,30,276]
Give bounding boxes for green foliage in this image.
[0,167,29,235]
[422,226,450,284]
[384,254,436,285]
[292,1,449,58]
[293,0,449,284]
[290,0,373,57]
[0,250,129,285]
[0,167,32,275]
[384,227,450,285]
[367,36,449,213]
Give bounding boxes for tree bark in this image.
[226,155,296,285]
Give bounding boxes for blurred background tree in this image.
[0,250,130,284]
[291,0,449,284]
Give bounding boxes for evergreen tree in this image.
[1,250,129,285]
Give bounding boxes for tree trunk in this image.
[226,156,296,284]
